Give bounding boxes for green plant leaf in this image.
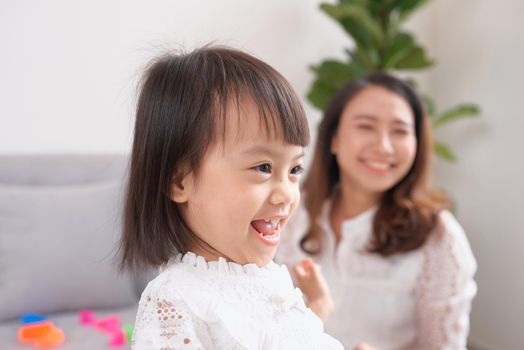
[432,104,480,128]
[434,141,457,162]
[307,79,339,110]
[394,0,430,23]
[361,0,386,17]
[308,0,480,164]
[393,45,433,70]
[344,48,371,72]
[311,59,359,86]
[321,3,384,49]
[347,46,381,70]
[383,32,416,69]
[307,59,363,110]
[345,0,397,22]
[421,94,435,117]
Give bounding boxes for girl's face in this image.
[173,100,304,266]
[331,85,417,200]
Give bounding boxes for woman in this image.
[279,73,477,350]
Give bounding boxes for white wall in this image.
[428,1,524,348]
[1,0,522,348]
[0,0,349,154]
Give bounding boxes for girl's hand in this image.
[292,258,334,321]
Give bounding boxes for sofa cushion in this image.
[0,181,136,322]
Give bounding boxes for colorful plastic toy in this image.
[96,315,121,333]
[108,329,126,348]
[20,313,47,324]
[33,327,65,349]
[123,324,134,342]
[18,321,54,340]
[78,309,96,325]
[78,309,133,348]
[18,319,65,348]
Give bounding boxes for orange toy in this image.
[18,321,65,348]
[18,321,54,341]
[33,327,65,348]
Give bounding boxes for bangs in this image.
[206,48,310,148]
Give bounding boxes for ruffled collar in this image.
[161,251,281,276]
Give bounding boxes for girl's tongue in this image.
[251,219,279,236]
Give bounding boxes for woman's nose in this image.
[377,131,394,154]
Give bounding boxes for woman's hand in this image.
[292,258,334,321]
[354,343,380,350]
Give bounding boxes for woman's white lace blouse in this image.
[132,252,343,349]
[277,201,477,350]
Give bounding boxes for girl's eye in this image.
[291,165,304,175]
[254,163,272,174]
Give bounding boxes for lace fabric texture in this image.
[277,203,477,350]
[414,211,477,350]
[133,291,207,349]
[132,253,343,350]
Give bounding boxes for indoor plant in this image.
[307,0,480,161]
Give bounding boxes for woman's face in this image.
[331,85,417,198]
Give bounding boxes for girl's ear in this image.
[170,170,194,203]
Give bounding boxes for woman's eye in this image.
[356,124,374,131]
[254,163,272,174]
[291,165,304,175]
[393,128,410,136]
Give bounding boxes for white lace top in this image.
[132,252,343,350]
[277,201,477,350]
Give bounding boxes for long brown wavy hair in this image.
[301,73,448,256]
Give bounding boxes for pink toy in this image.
[78,310,129,348]
[78,309,96,325]
[108,330,126,348]
[96,315,121,333]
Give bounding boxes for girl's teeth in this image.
[263,221,274,230]
[262,219,280,227]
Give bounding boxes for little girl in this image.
[119,46,343,349]
[278,73,477,350]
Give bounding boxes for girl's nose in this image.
[269,179,296,208]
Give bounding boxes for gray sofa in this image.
[0,155,153,349]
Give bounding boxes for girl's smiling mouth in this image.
[251,218,284,246]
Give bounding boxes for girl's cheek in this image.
[293,186,301,204]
